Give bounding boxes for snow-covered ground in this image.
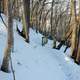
[0,14,80,80]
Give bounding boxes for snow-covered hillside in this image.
[0,14,80,80]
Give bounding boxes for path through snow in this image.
[0,16,80,80]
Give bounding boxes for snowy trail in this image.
[0,26,68,80]
[12,28,80,80]
[0,16,80,80]
[11,29,68,80]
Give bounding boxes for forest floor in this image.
[0,14,80,80]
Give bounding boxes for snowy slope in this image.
[0,14,80,80]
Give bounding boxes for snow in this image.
[0,14,80,80]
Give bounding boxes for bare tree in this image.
[1,0,13,72]
[75,0,80,64]
[22,0,30,43]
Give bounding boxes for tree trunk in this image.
[0,0,3,13]
[13,0,19,19]
[75,25,80,64]
[74,0,80,63]
[51,0,56,48]
[70,0,78,59]
[23,0,30,43]
[3,0,8,15]
[1,0,13,73]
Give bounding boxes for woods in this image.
[0,0,80,74]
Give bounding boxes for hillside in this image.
[0,14,80,80]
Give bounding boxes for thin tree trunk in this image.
[23,0,30,43]
[1,0,13,73]
[75,25,80,64]
[75,0,80,64]
[51,0,56,48]
[13,0,19,19]
[70,0,77,59]
[3,0,8,15]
